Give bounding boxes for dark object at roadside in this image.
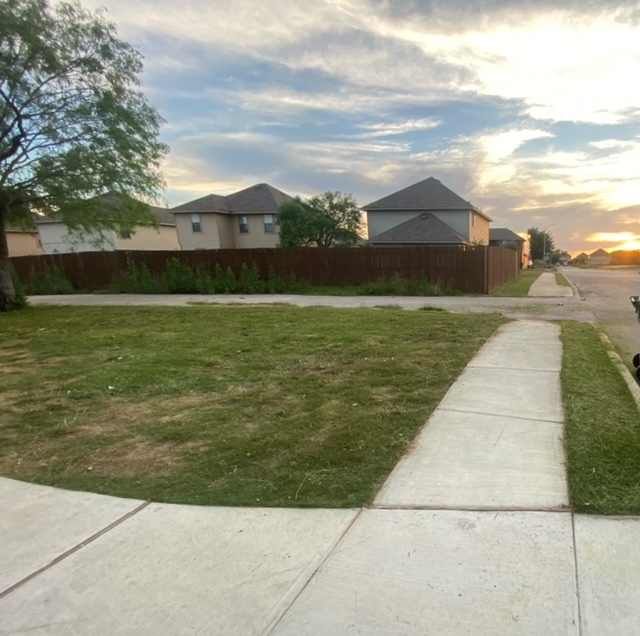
[630,296,640,381]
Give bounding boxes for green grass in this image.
[561,321,640,514]
[0,305,505,507]
[491,270,543,297]
[555,272,571,287]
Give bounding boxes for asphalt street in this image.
[562,267,640,366]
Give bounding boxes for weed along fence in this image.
[11,245,519,295]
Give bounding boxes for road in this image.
[562,267,640,365]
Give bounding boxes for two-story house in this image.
[172,183,292,250]
[363,177,492,246]
[37,205,179,254]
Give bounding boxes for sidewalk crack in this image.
[0,501,150,600]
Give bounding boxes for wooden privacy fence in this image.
[11,245,519,294]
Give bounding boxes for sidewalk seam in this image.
[571,514,584,635]
[261,508,364,635]
[0,501,150,600]
[437,406,564,425]
[370,505,571,513]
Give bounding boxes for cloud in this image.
[586,231,639,243]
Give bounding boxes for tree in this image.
[277,191,363,248]
[527,227,555,261]
[0,0,168,310]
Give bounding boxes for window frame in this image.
[191,213,202,233]
[263,213,275,234]
[238,215,249,234]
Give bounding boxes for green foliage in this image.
[266,266,287,293]
[361,273,461,296]
[112,260,275,295]
[165,258,198,293]
[0,0,168,309]
[239,262,266,293]
[528,227,556,261]
[112,262,165,294]
[277,191,363,248]
[17,264,75,295]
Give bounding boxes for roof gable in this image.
[363,176,477,211]
[368,213,469,245]
[226,183,292,213]
[590,248,610,258]
[172,183,292,215]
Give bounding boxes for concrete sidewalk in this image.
[529,271,575,297]
[2,320,639,635]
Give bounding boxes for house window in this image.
[472,213,477,228]
[120,229,132,239]
[264,214,275,233]
[238,215,249,234]
[191,213,202,233]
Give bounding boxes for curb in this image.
[597,330,640,412]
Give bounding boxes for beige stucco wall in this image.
[469,214,490,244]
[175,213,223,250]
[216,215,235,249]
[38,222,114,253]
[114,225,180,251]
[233,214,280,249]
[6,231,44,256]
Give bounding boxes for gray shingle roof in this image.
[368,213,469,245]
[490,228,524,243]
[35,200,175,226]
[363,177,492,221]
[171,193,229,213]
[172,183,292,215]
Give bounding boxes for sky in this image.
[80,0,640,254]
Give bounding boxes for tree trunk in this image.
[0,210,17,311]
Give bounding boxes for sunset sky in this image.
[80,0,640,254]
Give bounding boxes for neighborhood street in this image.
[562,267,640,366]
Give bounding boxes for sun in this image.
[614,241,640,252]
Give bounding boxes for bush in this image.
[360,273,460,296]
[112,261,166,293]
[238,262,266,294]
[18,263,75,295]
[165,258,198,293]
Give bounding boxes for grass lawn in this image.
[561,321,640,514]
[0,305,505,507]
[491,269,543,297]
[555,272,571,287]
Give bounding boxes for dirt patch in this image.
[70,437,204,478]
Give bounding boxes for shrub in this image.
[18,263,75,295]
[238,262,266,294]
[112,261,166,293]
[165,258,198,293]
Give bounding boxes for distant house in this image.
[172,183,292,250]
[573,252,589,265]
[6,222,44,257]
[489,228,526,267]
[363,177,492,246]
[37,197,179,254]
[589,248,611,266]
